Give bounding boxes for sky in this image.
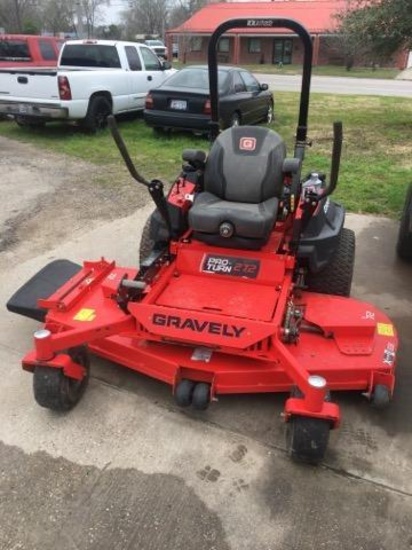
[100,1,126,25]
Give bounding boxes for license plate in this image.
[170,99,187,110]
[18,104,31,114]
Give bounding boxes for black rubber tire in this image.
[33,347,90,412]
[371,384,391,410]
[82,96,111,133]
[396,184,412,261]
[192,383,211,411]
[175,379,196,407]
[139,214,155,265]
[229,112,241,128]
[286,416,330,465]
[305,227,355,297]
[265,100,274,124]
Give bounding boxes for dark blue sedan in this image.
[143,65,274,135]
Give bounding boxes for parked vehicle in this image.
[0,39,175,132]
[144,39,168,59]
[396,183,412,261]
[143,65,273,135]
[0,34,64,68]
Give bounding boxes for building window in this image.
[273,39,293,65]
[218,37,229,53]
[190,37,202,52]
[248,38,261,54]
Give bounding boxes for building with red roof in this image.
[166,1,407,69]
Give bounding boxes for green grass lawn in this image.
[0,91,410,217]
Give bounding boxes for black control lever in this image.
[108,115,172,235]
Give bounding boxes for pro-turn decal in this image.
[201,254,260,279]
[73,308,96,322]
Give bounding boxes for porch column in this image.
[233,33,240,65]
[313,34,320,66]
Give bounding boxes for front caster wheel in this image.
[286,416,330,465]
[192,383,211,411]
[175,379,196,407]
[33,347,90,412]
[371,384,391,410]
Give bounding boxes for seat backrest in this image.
[204,126,286,204]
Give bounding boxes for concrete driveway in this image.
[0,138,411,550]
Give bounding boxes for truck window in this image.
[60,44,121,68]
[125,46,141,71]
[39,39,58,61]
[0,38,31,62]
[140,47,161,71]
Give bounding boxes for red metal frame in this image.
[20,209,398,430]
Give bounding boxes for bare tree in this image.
[0,0,40,33]
[168,0,207,29]
[123,0,168,39]
[41,0,74,35]
[79,0,110,37]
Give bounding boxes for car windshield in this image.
[147,40,163,47]
[163,68,228,91]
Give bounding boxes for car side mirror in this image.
[260,83,269,91]
[162,60,172,70]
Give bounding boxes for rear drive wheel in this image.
[139,210,171,265]
[396,184,412,261]
[305,227,355,297]
[286,416,330,465]
[33,347,90,412]
[139,215,155,265]
[82,96,111,133]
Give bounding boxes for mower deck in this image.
[12,257,396,404]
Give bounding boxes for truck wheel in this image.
[396,184,412,261]
[82,96,111,133]
[305,228,355,297]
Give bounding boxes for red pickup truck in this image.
[0,34,64,67]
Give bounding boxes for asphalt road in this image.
[255,73,412,97]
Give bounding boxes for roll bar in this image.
[207,18,313,159]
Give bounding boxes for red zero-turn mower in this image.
[7,18,398,464]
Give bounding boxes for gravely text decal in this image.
[152,314,246,338]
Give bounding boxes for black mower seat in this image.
[189,126,286,249]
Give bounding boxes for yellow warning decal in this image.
[73,308,96,322]
[377,323,394,337]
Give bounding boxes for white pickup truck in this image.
[0,39,175,131]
